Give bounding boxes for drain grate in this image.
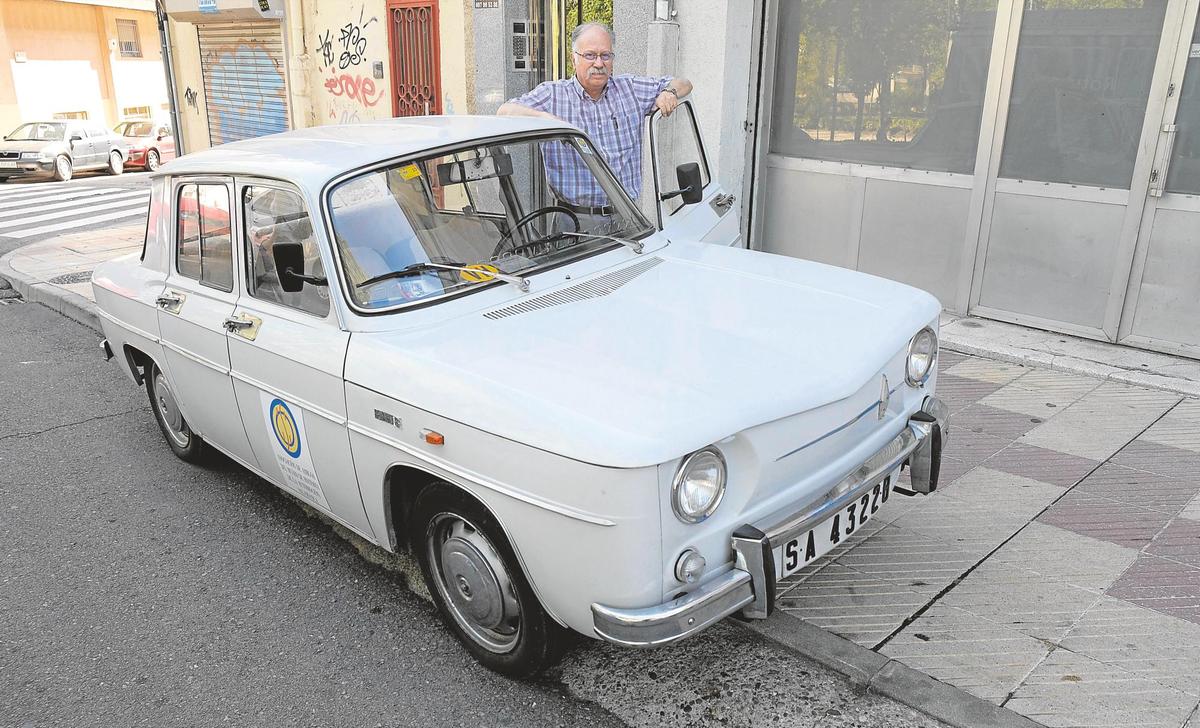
[49,271,94,285]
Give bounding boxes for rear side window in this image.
[176,183,233,291]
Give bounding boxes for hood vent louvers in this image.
[483,257,663,320]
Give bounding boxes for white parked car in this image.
[92,111,948,677]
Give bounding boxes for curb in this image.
[0,251,101,333]
[739,616,1044,728]
[940,326,1200,400]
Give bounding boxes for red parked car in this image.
[114,120,175,172]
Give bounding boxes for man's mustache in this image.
[588,68,608,76]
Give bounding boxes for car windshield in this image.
[115,122,154,137]
[7,122,66,141]
[327,133,655,310]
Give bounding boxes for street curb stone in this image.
[0,252,101,333]
[740,616,1044,728]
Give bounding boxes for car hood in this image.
[0,139,59,153]
[345,242,941,468]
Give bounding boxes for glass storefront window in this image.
[769,0,999,174]
[1166,16,1200,196]
[999,0,1168,189]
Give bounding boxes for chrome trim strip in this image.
[95,308,161,344]
[228,370,347,426]
[161,340,229,375]
[775,385,902,462]
[591,569,754,647]
[765,423,924,546]
[346,421,616,527]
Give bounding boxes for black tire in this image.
[411,483,567,678]
[107,150,124,175]
[146,149,161,172]
[145,362,205,462]
[52,155,72,182]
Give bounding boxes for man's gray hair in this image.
[570,21,615,51]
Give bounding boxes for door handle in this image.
[155,291,185,314]
[710,193,736,215]
[222,314,263,340]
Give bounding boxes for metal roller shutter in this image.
[197,21,290,146]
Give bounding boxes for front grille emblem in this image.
[878,375,890,420]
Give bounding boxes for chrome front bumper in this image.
[592,395,949,647]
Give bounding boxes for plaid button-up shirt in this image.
[508,74,672,206]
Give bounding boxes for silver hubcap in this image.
[110,153,121,171]
[427,513,521,653]
[153,371,190,448]
[56,157,69,177]
[148,152,159,171]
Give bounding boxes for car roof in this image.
[159,116,577,192]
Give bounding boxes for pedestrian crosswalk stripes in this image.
[0,189,147,221]
[0,192,148,230]
[0,177,150,241]
[0,186,129,211]
[8,207,148,240]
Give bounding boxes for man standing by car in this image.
[497,21,692,219]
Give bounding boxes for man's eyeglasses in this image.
[574,50,615,62]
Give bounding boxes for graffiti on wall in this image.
[183,86,199,110]
[316,5,385,124]
[324,73,384,107]
[318,7,377,71]
[205,42,288,142]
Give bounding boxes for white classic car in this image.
[92,110,948,677]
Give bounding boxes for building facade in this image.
[159,0,1200,360]
[0,0,170,133]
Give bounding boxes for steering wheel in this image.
[492,205,580,258]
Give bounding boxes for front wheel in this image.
[146,149,161,172]
[412,484,567,678]
[107,151,124,175]
[53,155,72,182]
[146,362,205,462]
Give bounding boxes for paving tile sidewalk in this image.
[774,351,1200,728]
[6,225,1200,727]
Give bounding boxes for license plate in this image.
[0,161,17,168]
[776,470,898,579]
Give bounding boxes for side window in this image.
[243,186,329,317]
[175,183,233,291]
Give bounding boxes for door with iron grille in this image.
[387,0,441,117]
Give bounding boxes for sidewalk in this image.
[4,226,1200,728]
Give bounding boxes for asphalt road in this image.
[0,300,949,728]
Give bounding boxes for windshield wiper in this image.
[556,230,645,255]
[357,261,530,293]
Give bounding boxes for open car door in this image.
[647,100,741,246]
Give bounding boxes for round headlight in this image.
[671,448,727,524]
[906,327,938,386]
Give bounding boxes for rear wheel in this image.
[146,149,161,172]
[412,483,567,678]
[107,150,124,175]
[146,362,204,462]
[53,155,72,182]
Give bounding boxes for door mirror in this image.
[272,242,306,293]
[271,241,327,293]
[660,162,704,206]
[70,134,83,143]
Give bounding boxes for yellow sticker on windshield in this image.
[398,164,422,180]
[460,264,498,284]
